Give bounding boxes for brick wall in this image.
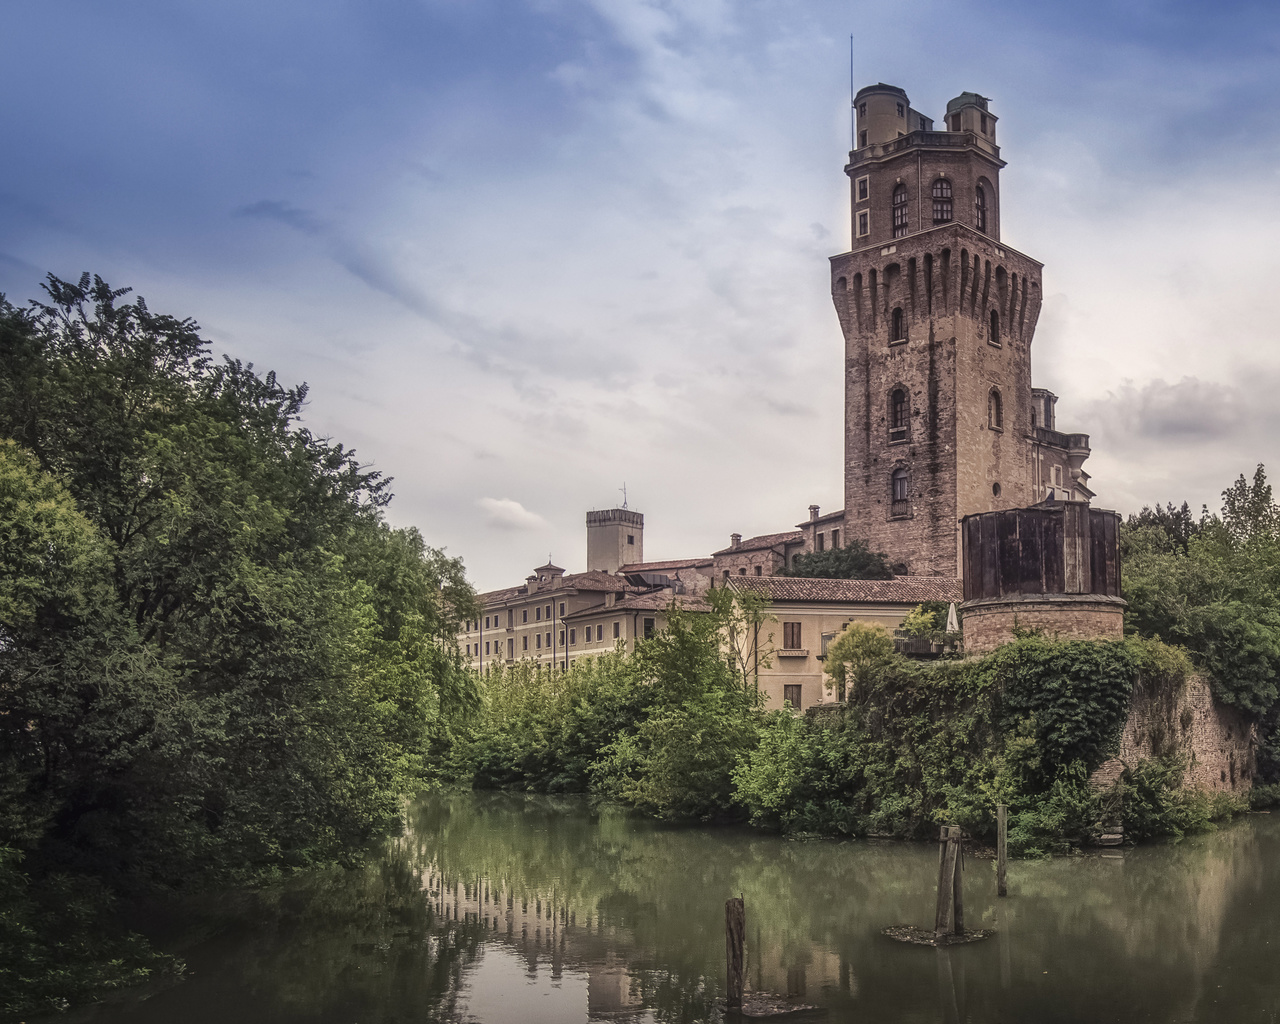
[961,598,1125,654]
[1092,674,1256,794]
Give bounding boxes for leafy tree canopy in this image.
[0,273,478,1012]
[778,538,896,579]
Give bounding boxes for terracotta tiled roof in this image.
[478,569,630,604]
[794,509,846,528]
[619,558,713,572]
[728,575,962,604]
[561,570,631,592]
[562,591,706,619]
[712,530,805,556]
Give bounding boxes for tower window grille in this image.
[988,388,1004,431]
[932,179,953,223]
[891,467,910,514]
[890,388,909,441]
[975,185,988,233]
[890,307,905,343]
[892,184,909,238]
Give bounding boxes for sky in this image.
[4,0,1280,591]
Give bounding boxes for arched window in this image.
[975,185,987,233]
[989,308,1000,345]
[932,179,953,223]
[890,306,905,342]
[892,183,908,238]
[988,388,1003,431]
[889,388,909,441]
[891,467,909,508]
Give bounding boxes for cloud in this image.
[478,497,549,531]
[235,200,324,235]
[1087,377,1247,441]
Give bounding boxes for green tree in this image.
[779,538,895,579]
[0,274,477,1009]
[823,622,897,702]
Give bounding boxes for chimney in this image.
[730,533,742,550]
[809,505,820,522]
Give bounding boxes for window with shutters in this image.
[783,684,802,710]
[783,622,803,649]
[891,306,906,343]
[975,185,988,232]
[644,618,656,639]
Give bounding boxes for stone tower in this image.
[830,83,1084,577]
[586,508,643,573]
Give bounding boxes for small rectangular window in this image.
[784,684,802,710]
[857,211,869,237]
[597,624,604,642]
[627,534,635,545]
[919,115,927,130]
[484,641,490,655]
[754,565,762,575]
[522,636,528,651]
[508,638,514,658]
[508,609,514,628]
[858,102,866,118]
[831,528,840,548]
[465,644,471,656]
[644,618,656,639]
[546,604,552,618]
[546,631,552,648]
[859,129,868,148]
[535,634,541,649]
[522,610,528,623]
[570,628,576,645]
[816,532,825,553]
[535,607,541,621]
[980,113,988,133]
[896,102,904,117]
[612,621,620,639]
[856,175,869,202]
[783,622,802,649]
[559,602,565,616]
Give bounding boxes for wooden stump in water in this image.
[997,804,1008,898]
[935,826,961,939]
[726,896,745,1010]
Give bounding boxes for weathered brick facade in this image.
[961,597,1126,655]
[1092,675,1257,795]
[829,84,1092,577]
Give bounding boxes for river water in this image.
[70,791,1280,1024]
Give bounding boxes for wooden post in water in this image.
[951,827,964,937]
[996,804,1008,898]
[934,826,958,938]
[725,896,745,1009]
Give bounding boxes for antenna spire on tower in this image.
[620,483,628,509]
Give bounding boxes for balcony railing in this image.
[1034,427,1090,452]
[849,130,1001,165]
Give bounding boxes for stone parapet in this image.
[960,594,1125,654]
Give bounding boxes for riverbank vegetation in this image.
[0,276,477,1017]
[456,611,1236,856]
[1121,466,1280,806]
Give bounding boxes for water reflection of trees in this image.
[397,792,1280,1024]
[81,794,1280,1024]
